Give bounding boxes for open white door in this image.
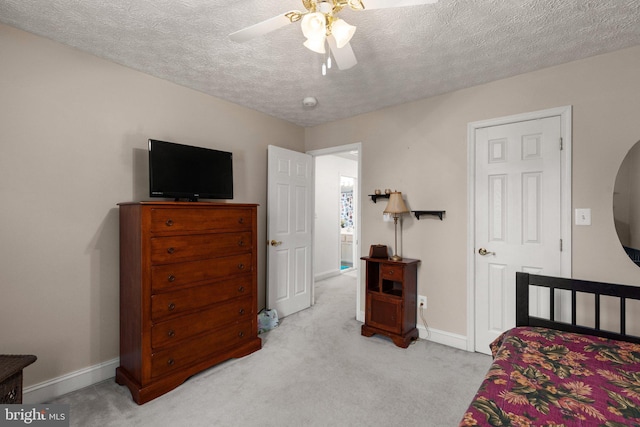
[267,145,313,318]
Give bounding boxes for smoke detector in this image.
[302,96,318,108]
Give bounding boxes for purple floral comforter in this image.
[460,326,640,427]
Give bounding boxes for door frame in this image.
[307,142,363,320]
[466,106,572,352]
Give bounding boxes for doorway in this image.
[308,143,361,317]
[340,175,356,271]
[466,107,572,354]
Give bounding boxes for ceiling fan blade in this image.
[360,0,438,10]
[327,36,357,70]
[229,14,293,43]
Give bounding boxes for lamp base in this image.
[390,254,403,261]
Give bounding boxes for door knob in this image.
[269,240,283,247]
[478,248,496,256]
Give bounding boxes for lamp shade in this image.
[301,12,326,39]
[384,192,409,215]
[331,18,356,48]
[303,36,326,54]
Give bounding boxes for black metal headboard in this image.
[515,272,640,344]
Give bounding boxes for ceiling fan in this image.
[229,0,439,72]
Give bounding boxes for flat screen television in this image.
[148,139,233,201]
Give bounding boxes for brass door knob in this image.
[478,248,496,256]
[269,240,283,247]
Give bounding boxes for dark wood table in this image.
[0,355,37,404]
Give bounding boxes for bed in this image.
[460,272,640,427]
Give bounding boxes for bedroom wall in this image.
[0,23,305,390]
[305,45,640,341]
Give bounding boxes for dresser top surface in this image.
[118,201,258,208]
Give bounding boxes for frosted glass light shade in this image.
[301,12,326,39]
[303,36,326,54]
[331,19,356,48]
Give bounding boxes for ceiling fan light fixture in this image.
[347,0,365,10]
[331,18,356,48]
[303,36,326,54]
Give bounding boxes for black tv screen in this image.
[148,139,233,201]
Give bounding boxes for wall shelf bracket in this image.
[412,210,445,220]
[368,194,390,203]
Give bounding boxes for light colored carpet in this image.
[49,272,492,426]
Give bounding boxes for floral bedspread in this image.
[460,326,640,427]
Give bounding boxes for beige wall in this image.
[0,24,304,387]
[306,45,640,336]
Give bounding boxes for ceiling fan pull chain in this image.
[322,39,330,76]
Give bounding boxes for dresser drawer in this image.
[152,296,253,349]
[151,253,252,292]
[151,320,253,379]
[150,208,252,233]
[151,276,252,321]
[150,232,251,265]
[381,265,404,282]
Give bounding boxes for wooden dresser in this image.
[115,201,261,404]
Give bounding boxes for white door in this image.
[474,116,563,354]
[267,145,313,318]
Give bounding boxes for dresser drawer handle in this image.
[167,359,175,366]
[168,303,176,311]
[238,240,244,246]
[238,286,245,293]
[168,275,176,282]
[167,247,175,254]
[238,217,244,224]
[388,270,394,275]
[167,329,175,337]
[238,331,245,338]
[238,263,245,270]
[165,219,174,227]
[239,308,245,315]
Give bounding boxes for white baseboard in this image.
[357,311,469,351]
[417,324,468,350]
[23,358,119,404]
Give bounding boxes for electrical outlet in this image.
[418,295,427,310]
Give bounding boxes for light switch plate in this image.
[575,208,591,226]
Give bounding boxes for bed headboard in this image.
[516,272,640,344]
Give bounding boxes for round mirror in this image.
[614,140,640,266]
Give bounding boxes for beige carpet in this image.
[49,272,491,426]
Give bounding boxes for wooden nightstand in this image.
[361,256,420,348]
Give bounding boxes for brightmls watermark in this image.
[0,405,69,426]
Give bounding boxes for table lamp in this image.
[384,192,409,261]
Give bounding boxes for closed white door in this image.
[267,145,313,318]
[474,116,563,354]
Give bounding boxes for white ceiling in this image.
[1,0,639,127]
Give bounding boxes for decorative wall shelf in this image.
[412,210,445,220]
[368,194,390,203]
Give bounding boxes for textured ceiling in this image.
[1,0,639,127]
